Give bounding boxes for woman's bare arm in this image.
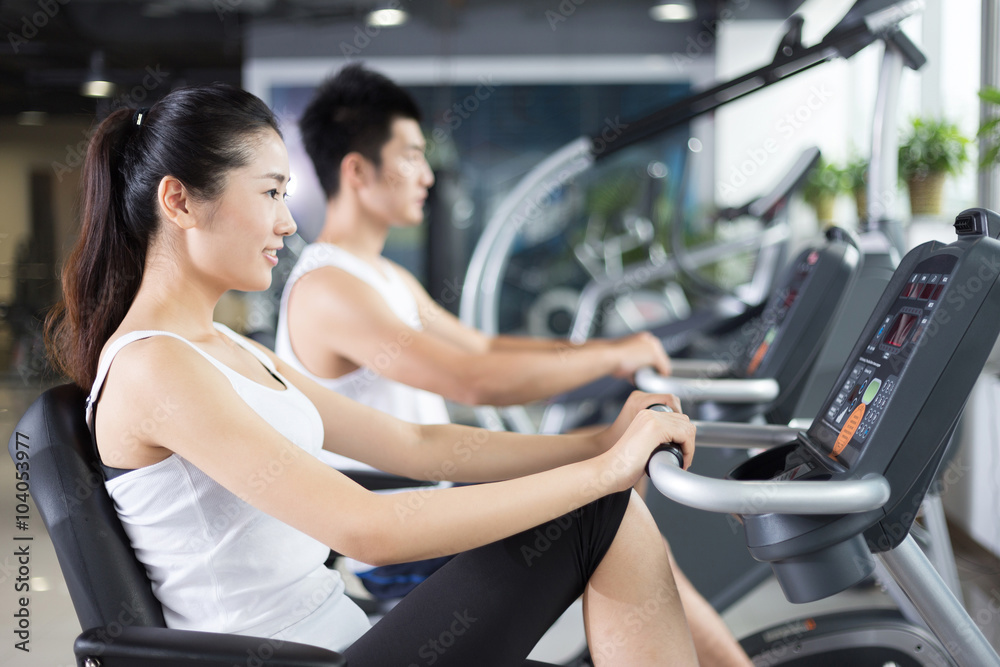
[96,336,694,567]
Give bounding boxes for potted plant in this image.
[843,155,869,221]
[977,86,1000,170]
[898,117,970,217]
[802,158,845,223]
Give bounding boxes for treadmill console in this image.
[719,228,861,425]
[817,253,958,468]
[740,249,820,376]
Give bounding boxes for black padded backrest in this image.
[7,383,166,630]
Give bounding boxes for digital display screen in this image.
[885,312,917,348]
[901,282,945,301]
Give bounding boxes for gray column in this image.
[981,0,1000,210]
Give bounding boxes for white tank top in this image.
[275,242,451,473]
[87,323,371,651]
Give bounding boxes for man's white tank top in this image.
[275,242,451,473]
[88,323,371,651]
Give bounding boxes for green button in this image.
[862,378,881,405]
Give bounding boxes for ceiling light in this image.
[81,51,116,99]
[366,8,408,27]
[81,80,116,98]
[649,1,696,22]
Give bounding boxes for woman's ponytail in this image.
[46,107,148,388]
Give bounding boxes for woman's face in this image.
[187,129,297,293]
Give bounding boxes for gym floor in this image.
[1,378,999,666]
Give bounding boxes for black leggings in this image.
[343,490,632,667]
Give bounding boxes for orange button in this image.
[747,341,769,375]
[831,403,866,458]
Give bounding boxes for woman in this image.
[47,84,700,666]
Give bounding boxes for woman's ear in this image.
[157,175,197,230]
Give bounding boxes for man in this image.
[278,65,670,435]
[276,64,752,667]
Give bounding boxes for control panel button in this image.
[831,403,866,458]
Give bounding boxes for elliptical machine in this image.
[647,208,1000,666]
[460,0,926,437]
[538,223,865,438]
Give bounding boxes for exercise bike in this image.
[647,207,1000,666]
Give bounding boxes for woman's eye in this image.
[267,189,289,201]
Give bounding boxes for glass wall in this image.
[248,77,692,338]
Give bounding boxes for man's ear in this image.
[341,152,374,190]
[157,175,197,230]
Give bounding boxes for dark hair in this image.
[46,83,281,388]
[299,63,422,199]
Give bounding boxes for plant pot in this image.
[854,188,867,221]
[811,193,837,223]
[906,172,947,217]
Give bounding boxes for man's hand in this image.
[609,331,672,379]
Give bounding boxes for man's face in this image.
[359,117,434,227]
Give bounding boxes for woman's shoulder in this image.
[92,333,215,467]
[101,327,195,366]
[94,329,277,471]
[98,331,206,395]
[96,327,257,426]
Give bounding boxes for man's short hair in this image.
[299,63,422,199]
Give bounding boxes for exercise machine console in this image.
[638,227,862,425]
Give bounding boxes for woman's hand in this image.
[593,390,682,454]
[595,403,696,494]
